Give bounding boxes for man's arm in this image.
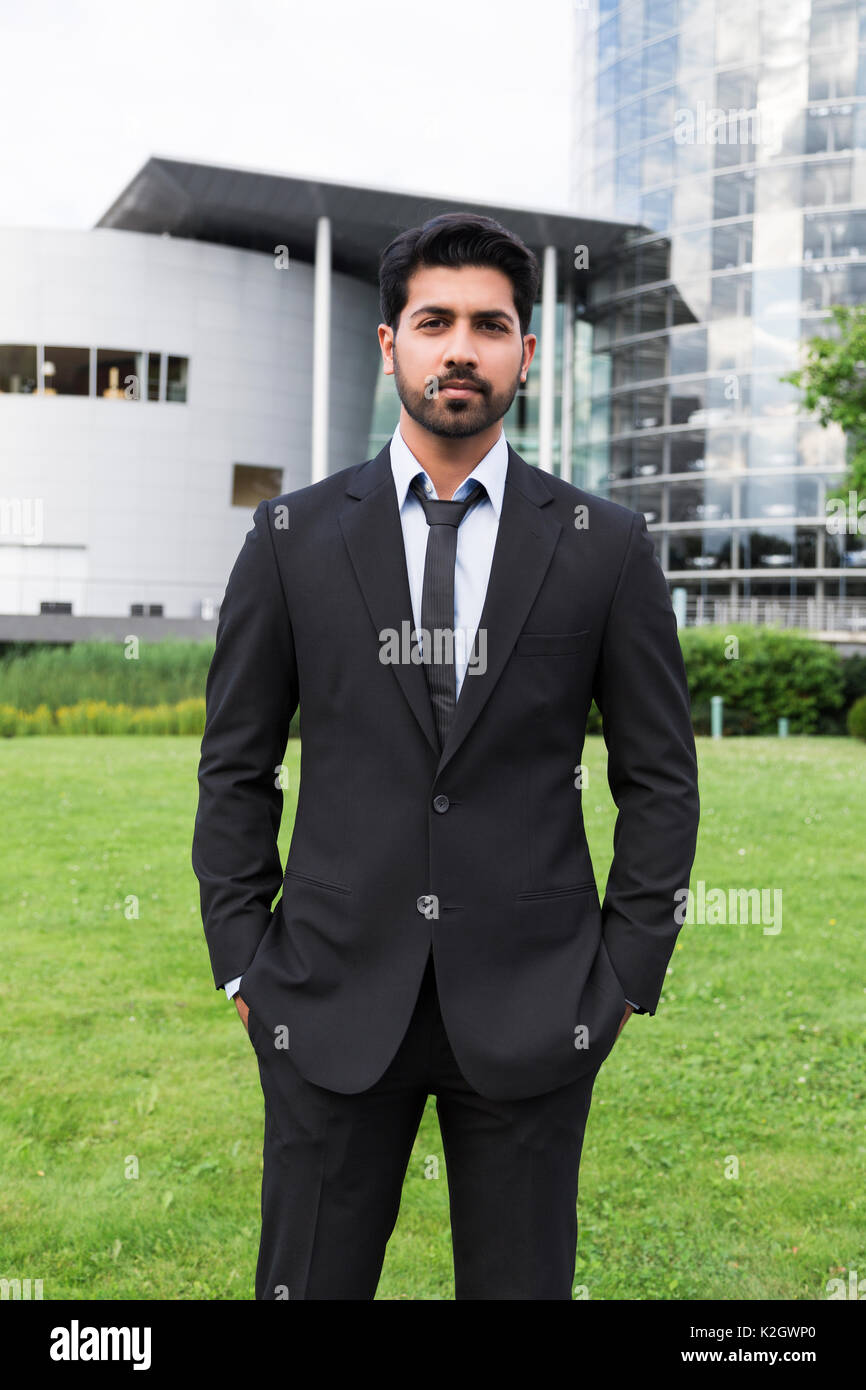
[592,510,700,1016]
[191,499,299,991]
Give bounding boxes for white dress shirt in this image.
[224,421,640,1011]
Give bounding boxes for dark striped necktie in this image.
[408,473,487,751]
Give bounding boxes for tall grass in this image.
[0,639,215,711]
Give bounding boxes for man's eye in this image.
[419,320,507,331]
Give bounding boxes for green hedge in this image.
[0,698,206,737]
[0,629,860,737]
[588,624,850,737]
[679,624,846,735]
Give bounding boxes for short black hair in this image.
[378,212,540,340]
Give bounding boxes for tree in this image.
[781,303,866,519]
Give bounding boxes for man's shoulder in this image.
[261,454,381,517]
[516,460,641,539]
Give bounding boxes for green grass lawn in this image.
[1,735,863,1300]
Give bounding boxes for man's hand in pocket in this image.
[615,1003,634,1040]
[234,994,251,1033]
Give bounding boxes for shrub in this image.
[848,694,866,741]
[679,625,844,736]
[587,625,846,737]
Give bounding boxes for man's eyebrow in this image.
[408,305,516,324]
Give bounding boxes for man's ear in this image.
[377,323,395,375]
[521,333,538,376]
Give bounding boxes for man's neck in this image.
[398,409,502,500]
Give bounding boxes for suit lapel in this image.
[339,438,561,777]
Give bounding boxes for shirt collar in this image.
[389,419,508,520]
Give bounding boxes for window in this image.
[809,50,857,101]
[641,187,673,231]
[810,3,857,51]
[232,464,284,508]
[669,478,733,523]
[97,349,145,400]
[616,99,641,151]
[670,328,707,377]
[643,36,678,89]
[671,378,707,426]
[716,68,759,111]
[802,262,866,309]
[634,288,668,335]
[635,436,664,476]
[805,109,855,155]
[804,211,866,259]
[597,14,619,69]
[619,482,663,523]
[638,240,671,285]
[4,344,187,401]
[166,356,188,403]
[714,171,756,220]
[642,86,674,139]
[710,273,752,320]
[43,346,89,395]
[148,353,162,401]
[670,432,707,475]
[802,159,852,206]
[642,138,673,188]
[712,223,753,271]
[0,344,37,393]
[669,530,732,570]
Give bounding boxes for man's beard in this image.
[392,349,522,439]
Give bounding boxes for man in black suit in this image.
[191,212,700,1300]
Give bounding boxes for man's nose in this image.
[442,330,480,369]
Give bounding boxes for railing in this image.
[684,596,866,633]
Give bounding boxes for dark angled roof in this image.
[96,155,640,294]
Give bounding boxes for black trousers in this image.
[246,949,602,1300]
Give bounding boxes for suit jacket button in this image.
[433,794,450,813]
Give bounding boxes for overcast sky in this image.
[0,0,577,230]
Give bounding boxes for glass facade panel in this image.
[669,529,732,570]
[669,477,734,521]
[714,170,756,219]
[670,430,708,474]
[618,482,664,522]
[669,327,707,375]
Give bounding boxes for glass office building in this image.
[571,0,866,613]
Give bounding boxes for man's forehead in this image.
[405,264,517,314]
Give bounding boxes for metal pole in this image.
[312,214,331,483]
[538,245,557,474]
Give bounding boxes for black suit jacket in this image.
[191,440,700,1101]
